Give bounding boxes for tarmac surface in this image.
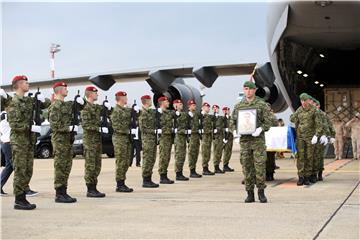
[1,145,359,239]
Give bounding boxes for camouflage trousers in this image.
[222,133,233,165]
[142,134,157,178]
[84,130,102,185]
[240,138,266,191]
[213,133,224,166]
[158,134,173,175]
[188,133,200,170]
[52,134,73,189]
[113,134,131,181]
[296,136,315,177]
[201,134,212,168]
[11,140,34,196]
[313,143,325,174]
[174,134,187,173]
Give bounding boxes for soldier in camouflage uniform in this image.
[81,86,109,197]
[187,100,202,178]
[49,82,84,203]
[7,76,50,210]
[231,81,272,203]
[290,93,324,186]
[111,91,136,192]
[200,102,215,176]
[173,99,189,181]
[156,96,175,184]
[139,95,159,188]
[222,106,234,172]
[212,104,226,174]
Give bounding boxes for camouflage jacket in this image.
[139,107,156,135]
[319,110,335,137]
[160,109,174,135]
[201,113,213,135]
[189,111,200,133]
[81,101,102,132]
[48,99,74,141]
[290,105,323,138]
[214,115,225,137]
[111,105,131,135]
[175,111,187,135]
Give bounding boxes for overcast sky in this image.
[1,1,292,121]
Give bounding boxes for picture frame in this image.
[237,108,257,135]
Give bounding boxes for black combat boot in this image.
[223,164,234,172]
[297,177,304,186]
[14,193,36,210]
[310,174,317,183]
[202,167,215,176]
[176,172,189,181]
[303,177,311,185]
[55,186,77,203]
[258,189,268,203]
[116,180,134,192]
[142,176,159,188]
[160,174,175,184]
[190,169,202,178]
[266,172,271,181]
[318,171,323,181]
[244,190,255,203]
[86,184,106,198]
[214,165,225,174]
[266,172,274,181]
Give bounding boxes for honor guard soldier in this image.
[111,91,137,192]
[81,86,109,197]
[187,100,202,178]
[200,102,215,175]
[212,104,225,174]
[222,106,234,172]
[139,95,159,188]
[231,81,272,203]
[173,99,190,181]
[49,82,84,203]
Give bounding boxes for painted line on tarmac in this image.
[312,180,360,240]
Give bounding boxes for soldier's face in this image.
[202,106,210,113]
[301,100,308,108]
[244,87,256,98]
[60,87,68,97]
[18,80,29,92]
[189,104,196,111]
[175,103,183,111]
[213,107,219,113]
[162,100,169,108]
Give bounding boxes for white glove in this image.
[155,129,162,134]
[330,138,336,144]
[104,102,111,110]
[76,97,85,105]
[133,105,140,113]
[322,137,329,145]
[198,129,203,134]
[69,125,79,132]
[311,135,318,145]
[223,139,228,144]
[320,135,328,145]
[131,128,138,135]
[233,130,241,138]
[188,111,193,117]
[201,111,205,115]
[0,89,7,99]
[214,129,218,134]
[186,129,192,135]
[157,108,162,114]
[31,125,41,133]
[37,93,45,103]
[214,113,219,117]
[175,111,180,116]
[225,128,229,132]
[174,128,177,134]
[251,127,263,137]
[101,127,109,134]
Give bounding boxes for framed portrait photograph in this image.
[237,108,257,135]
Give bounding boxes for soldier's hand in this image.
[188,111,193,117]
[330,137,336,144]
[198,129,203,134]
[213,129,218,134]
[223,138,228,144]
[76,97,85,105]
[155,129,162,134]
[251,127,263,137]
[31,125,41,133]
[320,135,328,145]
[157,108,162,114]
[69,125,79,132]
[133,105,140,113]
[0,89,7,99]
[104,102,112,110]
[131,128,138,135]
[175,111,180,116]
[225,128,229,132]
[311,135,318,144]
[37,93,46,103]
[174,128,177,134]
[101,127,109,134]
[186,129,192,135]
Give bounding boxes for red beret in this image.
[212,104,220,109]
[202,102,210,107]
[173,99,182,104]
[85,86,98,92]
[187,99,196,106]
[115,91,127,97]
[157,96,168,103]
[53,82,67,89]
[222,106,230,111]
[12,75,28,83]
[141,95,151,100]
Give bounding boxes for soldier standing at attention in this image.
[7,75,50,210]
[290,93,323,186]
[222,106,235,172]
[201,102,215,176]
[212,104,225,174]
[111,91,137,192]
[173,99,190,181]
[231,81,272,203]
[139,95,159,188]
[81,86,110,197]
[157,96,175,184]
[49,82,84,203]
[187,100,202,178]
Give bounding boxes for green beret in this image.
[315,99,320,105]
[243,81,256,89]
[299,93,309,100]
